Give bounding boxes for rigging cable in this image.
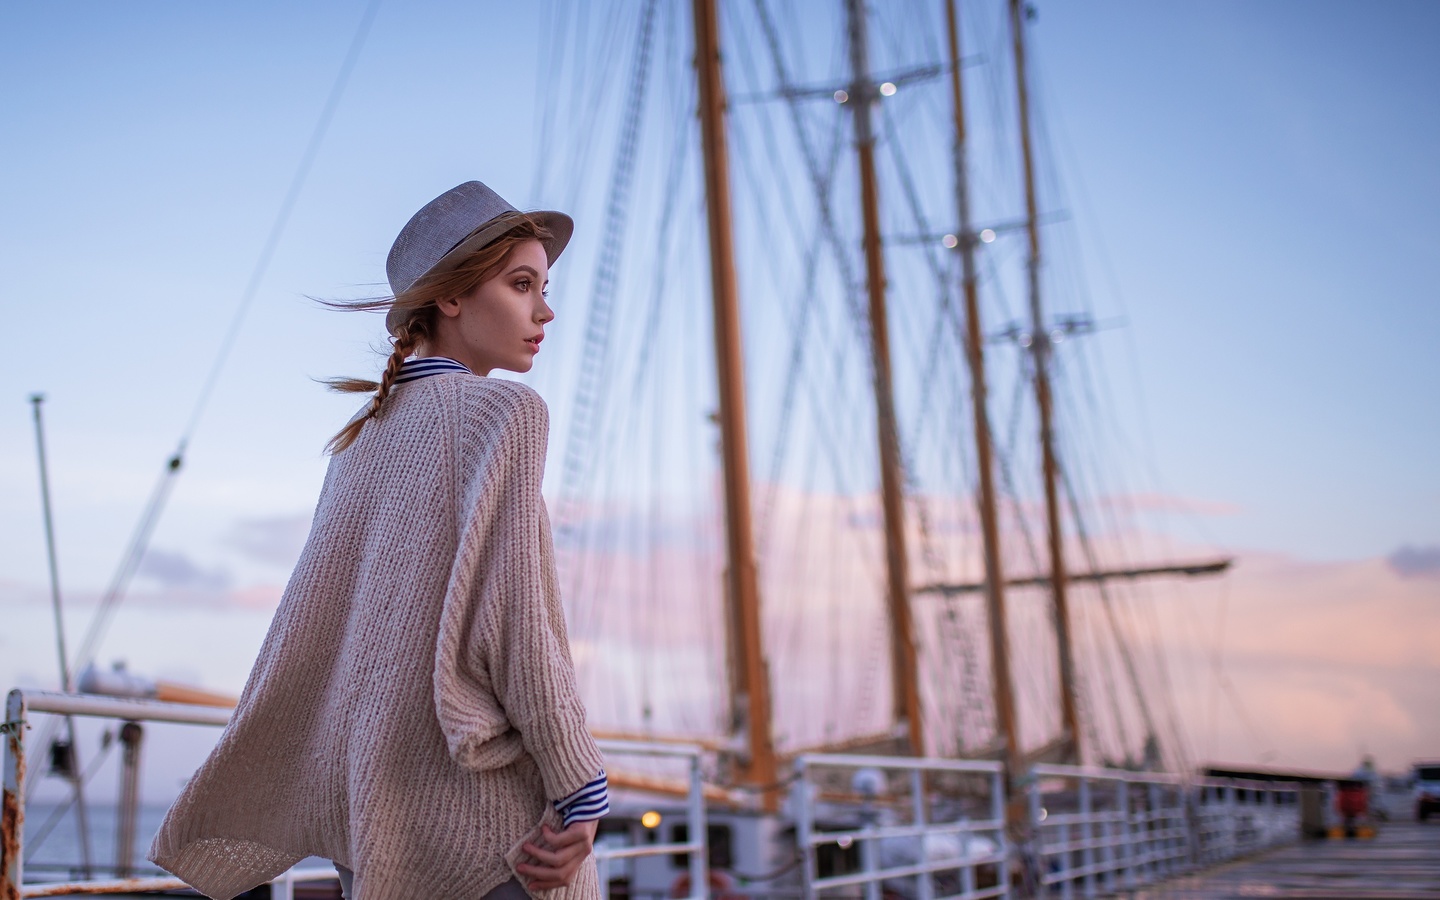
[751,0,867,332]
[72,0,382,677]
[26,0,381,805]
[726,8,892,743]
[583,19,694,734]
[1062,335,1195,769]
[553,0,658,628]
[1025,33,1203,766]
[22,728,117,863]
[743,3,902,744]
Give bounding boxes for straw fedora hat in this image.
[384,181,573,335]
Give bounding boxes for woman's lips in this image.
[525,335,543,353]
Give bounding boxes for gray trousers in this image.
[334,864,529,900]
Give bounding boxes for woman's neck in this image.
[413,342,486,376]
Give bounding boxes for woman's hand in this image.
[517,820,599,891]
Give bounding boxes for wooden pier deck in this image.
[18,823,1440,898]
[1119,822,1440,900]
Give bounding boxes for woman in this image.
[149,181,608,900]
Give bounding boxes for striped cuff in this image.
[554,769,609,826]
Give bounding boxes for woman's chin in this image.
[502,356,536,374]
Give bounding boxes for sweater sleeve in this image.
[435,382,605,802]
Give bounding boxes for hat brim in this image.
[386,210,573,335]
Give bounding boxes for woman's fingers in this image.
[517,819,601,889]
[517,858,579,892]
[520,843,570,868]
[544,823,592,848]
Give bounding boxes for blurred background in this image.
[2,0,1436,830]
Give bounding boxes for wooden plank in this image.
[1113,822,1440,899]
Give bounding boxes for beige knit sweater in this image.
[149,375,606,900]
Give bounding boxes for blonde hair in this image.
[324,212,554,454]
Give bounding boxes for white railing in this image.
[791,753,1010,900]
[1192,777,1300,865]
[1026,765,1190,898]
[590,739,708,900]
[2,690,708,900]
[1026,765,1303,898]
[1,687,1310,900]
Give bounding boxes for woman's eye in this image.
[516,279,531,291]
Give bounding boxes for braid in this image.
[324,319,424,454]
[368,321,418,421]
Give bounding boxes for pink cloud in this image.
[1388,544,1440,579]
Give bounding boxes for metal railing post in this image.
[861,804,880,900]
[1225,783,1238,861]
[794,758,815,900]
[1155,784,1169,877]
[1078,776,1094,900]
[1119,780,1135,890]
[1099,781,1115,895]
[1026,771,1044,897]
[1058,814,1072,900]
[1146,783,1157,881]
[1261,783,1272,846]
[3,690,26,900]
[115,722,143,878]
[1199,784,1212,864]
[908,769,932,900]
[960,812,977,900]
[1163,783,1175,875]
[687,754,707,900]
[995,769,1011,900]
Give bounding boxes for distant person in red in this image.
[148,182,609,900]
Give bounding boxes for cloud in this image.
[224,515,312,568]
[1387,544,1440,579]
[138,548,231,591]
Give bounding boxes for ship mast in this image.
[691,0,778,804]
[844,0,924,755]
[1010,0,1082,761]
[944,0,1021,778]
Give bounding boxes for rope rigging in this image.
[554,0,659,582]
[539,0,1228,765]
[25,0,381,810]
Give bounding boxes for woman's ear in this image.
[435,293,463,319]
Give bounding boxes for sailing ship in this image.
[520,0,1232,894]
[9,0,1238,894]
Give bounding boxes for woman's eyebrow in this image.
[506,264,541,278]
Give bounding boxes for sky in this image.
[2,0,1438,811]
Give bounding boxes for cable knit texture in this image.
[148,374,605,900]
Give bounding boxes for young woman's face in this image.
[432,239,554,375]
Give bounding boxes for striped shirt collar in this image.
[394,356,472,385]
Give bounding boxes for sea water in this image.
[21,802,172,879]
[20,802,335,885]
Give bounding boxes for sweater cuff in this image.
[528,706,607,802]
[553,769,609,826]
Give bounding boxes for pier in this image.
[7,689,1440,899]
[1120,822,1440,899]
